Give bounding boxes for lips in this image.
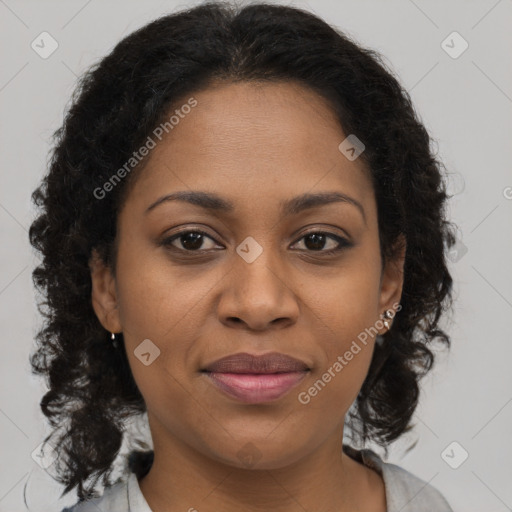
[202,352,310,374]
[202,352,310,404]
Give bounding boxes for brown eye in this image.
[162,230,220,252]
[292,231,351,254]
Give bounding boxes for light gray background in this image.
[1,0,511,511]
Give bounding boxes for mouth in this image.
[203,371,309,403]
[201,352,310,404]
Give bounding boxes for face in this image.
[90,80,404,470]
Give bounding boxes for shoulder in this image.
[379,458,453,511]
[343,444,454,512]
[60,477,128,512]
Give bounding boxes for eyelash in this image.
[161,228,352,256]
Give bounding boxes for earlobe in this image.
[89,249,122,333]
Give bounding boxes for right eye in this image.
[161,229,222,252]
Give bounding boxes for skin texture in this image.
[90,80,405,512]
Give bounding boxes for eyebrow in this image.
[145,190,366,224]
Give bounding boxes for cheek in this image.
[299,260,381,407]
[303,259,382,345]
[114,236,220,342]
[113,241,224,401]
[301,298,377,415]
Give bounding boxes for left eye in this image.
[291,231,349,253]
[161,230,349,254]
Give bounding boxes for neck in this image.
[137,426,377,512]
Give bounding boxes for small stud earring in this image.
[110,332,119,348]
[382,309,393,331]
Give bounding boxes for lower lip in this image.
[204,371,308,404]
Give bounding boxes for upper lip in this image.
[202,352,310,374]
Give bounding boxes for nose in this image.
[217,247,300,332]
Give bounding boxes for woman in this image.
[29,2,457,511]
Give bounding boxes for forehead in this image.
[154,80,346,165]
[122,80,374,218]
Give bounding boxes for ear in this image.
[89,249,122,333]
[377,234,406,322]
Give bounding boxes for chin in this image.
[204,437,308,471]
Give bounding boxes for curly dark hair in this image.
[28,0,457,502]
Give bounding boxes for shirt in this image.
[61,445,454,512]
